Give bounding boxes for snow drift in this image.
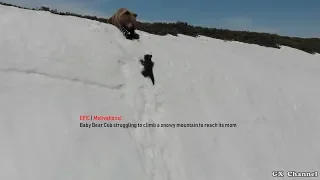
[1,5,320,180]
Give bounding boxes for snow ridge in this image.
[0,67,124,90]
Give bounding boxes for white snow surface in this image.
[1,5,320,180]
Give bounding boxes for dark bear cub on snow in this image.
[140,54,155,85]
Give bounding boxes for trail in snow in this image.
[111,29,185,180]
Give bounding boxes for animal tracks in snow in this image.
[119,52,173,180]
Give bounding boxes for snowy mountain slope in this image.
[1,5,320,180]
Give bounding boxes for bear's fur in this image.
[107,8,139,39]
[140,54,155,85]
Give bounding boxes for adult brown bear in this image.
[107,8,139,40]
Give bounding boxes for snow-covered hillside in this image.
[1,5,320,180]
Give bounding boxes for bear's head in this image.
[120,9,137,29]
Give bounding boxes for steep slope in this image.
[1,5,320,180]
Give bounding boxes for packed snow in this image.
[1,5,320,180]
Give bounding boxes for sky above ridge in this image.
[3,0,320,38]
